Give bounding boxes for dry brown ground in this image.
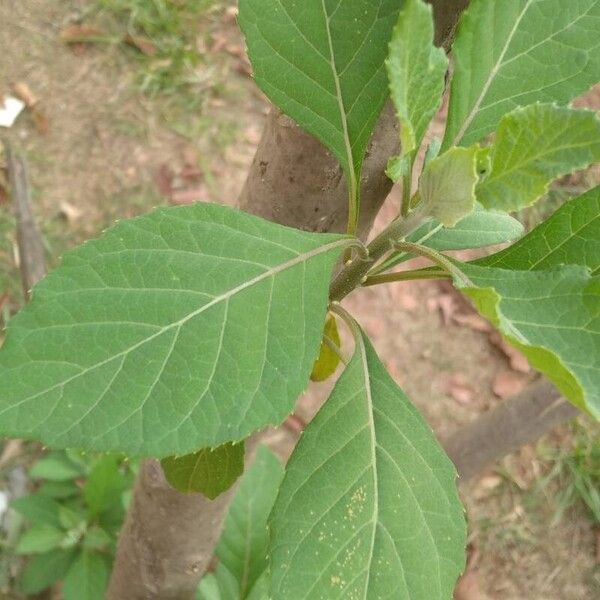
[1,1,599,598]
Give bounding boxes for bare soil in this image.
[1,2,599,599]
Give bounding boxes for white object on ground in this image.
[0,96,26,128]
[0,490,8,518]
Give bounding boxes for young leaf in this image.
[29,452,84,481]
[420,145,479,226]
[11,494,62,528]
[216,445,284,599]
[0,203,350,457]
[38,480,80,500]
[15,525,66,555]
[311,315,341,382]
[161,442,244,499]
[476,104,600,212]
[375,204,523,273]
[84,455,126,516]
[62,551,110,600]
[197,563,240,600]
[386,0,448,162]
[478,185,600,274]
[238,0,401,229]
[456,263,600,418]
[19,548,77,594]
[269,324,466,599]
[444,0,600,148]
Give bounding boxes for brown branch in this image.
[3,140,47,296]
[443,379,580,484]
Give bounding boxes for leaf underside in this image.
[161,442,245,498]
[458,188,600,418]
[269,326,466,600]
[0,203,348,457]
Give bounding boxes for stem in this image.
[363,269,448,287]
[329,205,430,301]
[401,172,412,217]
[393,241,472,286]
[323,333,348,366]
[369,222,444,276]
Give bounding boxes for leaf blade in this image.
[387,0,448,161]
[239,0,400,187]
[477,185,600,274]
[161,442,245,499]
[444,0,600,148]
[269,325,466,599]
[0,203,349,457]
[476,104,600,212]
[216,445,284,598]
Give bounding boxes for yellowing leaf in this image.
[310,315,341,382]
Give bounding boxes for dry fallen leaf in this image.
[170,185,210,205]
[452,312,492,333]
[446,373,476,405]
[427,293,456,325]
[454,570,482,600]
[12,82,38,108]
[492,369,529,399]
[59,201,83,224]
[124,34,157,56]
[60,25,109,45]
[489,331,531,373]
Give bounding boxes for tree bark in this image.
[3,140,46,296]
[443,379,579,484]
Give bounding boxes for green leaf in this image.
[30,452,84,481]
[19,548,77,594]
[84,455,126,515]
[311,315,341,382]
[412,205,524,252]
[62,551,110,600]
[239,0,400,199]
[0,203,349,457]
[216,445,284,599]
[15,525,66,554]
[375,204,523,273]
[387,0,448,163]
[444,0,600,148]
[161,442,245,499]
[38,480,80,500]
[420,145,479,226]
[197,564,240,600]
[246,571,270,600]
[58,505,86,530]
[11,494,62,528]
[477,186,600,274]
[456,263,599,418]
[476,104,600,212]
[83,526,113,551]
[269,324,466,599]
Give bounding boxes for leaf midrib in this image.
[0,238,350,415]
[320,0,357,192]
[452,0,533,146]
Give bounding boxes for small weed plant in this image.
[10,451,133,598]
[1,0,600,597]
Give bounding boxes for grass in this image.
[94,0,222,98]
[538,419,600,527]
